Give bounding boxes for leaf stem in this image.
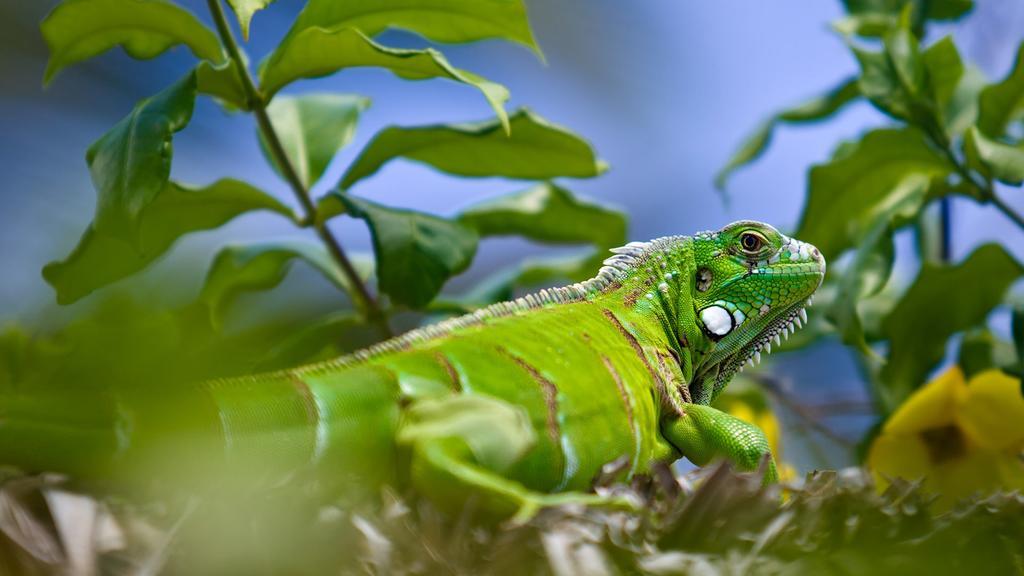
[205,0,391,336]
[926,125,1024,237]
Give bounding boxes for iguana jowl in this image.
[1,221,825,517]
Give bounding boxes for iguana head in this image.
[689,221,825,398]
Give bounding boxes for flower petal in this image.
[884,366,965,435]
[958,370,1024,452]
[866,431,932,490]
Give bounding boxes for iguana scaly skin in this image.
[1,221,824,518]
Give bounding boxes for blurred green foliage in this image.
[721,0,1024,417]
[4,0,1024,573]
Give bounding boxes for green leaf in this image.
[334,194,478,309]
[715,77,859,190]
[825,174,928,354]
[921,36,964,117]
[964,126,1024,185]
[884,11,925,99]
[958,329,1017,380]
[841,0,973,24]
[257,312,381,370]
[43,179,292,305]
[226,0,274,40]
[832,14,897,38]
[1011,304,1024,380]
[454,251,598,307]
[281,0,540,56]
[852,27,963,129]
[41,0,223,84]
[457,183,626,248]
[853,45,915,121]
[259,26,508,130]
[879,244,1024,410]
[943,65,987,137]
[339,109,606,190]
[826,216,895,354]
[196,59,249,111]
[86,72,197,238]
[260,94,370,190]
[796,128,952,260]
[200,241,372,328]
[978,43,1024,137]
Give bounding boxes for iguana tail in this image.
[0,366,403,492]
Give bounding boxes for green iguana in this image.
[1,221,825,519]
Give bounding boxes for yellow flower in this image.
[867,367,1024,507]
[713,380,797,482]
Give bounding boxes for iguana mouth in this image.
[735,295,813,372]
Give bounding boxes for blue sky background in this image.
[1,1,1022,469]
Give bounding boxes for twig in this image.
[753,374,856,448]
[205,0,391,337]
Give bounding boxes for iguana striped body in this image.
[1,221,825,518]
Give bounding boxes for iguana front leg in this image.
[398,395,637,522]
[661,403,778,483]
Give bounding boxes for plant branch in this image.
[925,124,1024,237]
[754,374,856,448]
[205,0,391,336]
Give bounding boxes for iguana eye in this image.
[739,232,765,254]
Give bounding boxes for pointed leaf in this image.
[825,174,927,353]
[841,0,973,23]
[964,126,1024,185]
[796,127,952,260]
[281,0,540,55]
[978,43,1024,137]
[86,72,197,238]
[879,244,1024,410]
[457,183,626,248]
[196,59,249,111]
[200,241,372,328]
[259,26,508,129]
[335,194,478,308]
[226,0,274,40]
[340,109,606,190]
[1011,304,1024,380]
[43,179,292,304]
[259,94,370,190]
[454,251,598,307]
[715,77,859,190]
[41,0,223,84]
[922,37,964,115]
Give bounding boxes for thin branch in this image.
[753,374,856,448]
[205,0,391,337]
[929,127,1024,236]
